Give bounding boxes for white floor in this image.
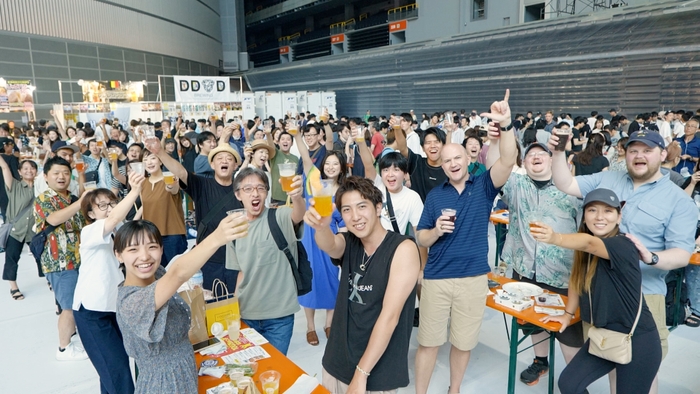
[2,225,699,393]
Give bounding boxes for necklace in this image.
[360,251,375,272]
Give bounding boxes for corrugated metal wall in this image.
[0,0,222,66]
[244,4,700,117]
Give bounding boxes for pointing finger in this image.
[504,89,510,102]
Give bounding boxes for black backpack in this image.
[267,208,313,296]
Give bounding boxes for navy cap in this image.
[106,140,127,153]
[583,188,621,209]
[51,141,79,153]
[625,129,665,149]
[524,142,551,157]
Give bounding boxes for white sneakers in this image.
[56,341,88,361]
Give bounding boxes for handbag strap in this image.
[266,208,302,290]
[199,194,230,230]
[385,187,401,234]
[8,201,34,226]
[587,256,644,337]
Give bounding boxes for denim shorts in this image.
[46,269,79,310]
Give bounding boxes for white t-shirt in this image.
[406,131,425,158]
[659,121,672,145]
[451,128,465,144]
[673,121,685,138]
[373,174,423,234]
[73,220,123,312]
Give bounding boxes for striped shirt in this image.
[418,170,500,279]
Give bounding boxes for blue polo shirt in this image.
[576,171,696,295]
[673,135,700,174]
[418,170,500,280]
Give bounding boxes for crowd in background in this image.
[1,93,699,394]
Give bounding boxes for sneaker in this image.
[520,359,548,385]
[56,342,89,361]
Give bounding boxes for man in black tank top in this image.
[304,177,420,393]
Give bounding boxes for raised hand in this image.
[480,89,511,126]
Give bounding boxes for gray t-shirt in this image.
[226,207,302,320]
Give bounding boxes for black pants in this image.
[2,236,42,281]
[73,306,135,394]
[559,329,661,394]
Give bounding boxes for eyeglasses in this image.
[526,151,550,158]
[304,133,319,137]
[237,185,267,194]
[96,201,117,211]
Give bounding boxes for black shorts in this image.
[513,272,584,348]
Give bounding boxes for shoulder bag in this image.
[587,286,643,365]
[385,187,402,234]
[0,202,34,249]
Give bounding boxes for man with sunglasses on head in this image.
[548,129,696,394]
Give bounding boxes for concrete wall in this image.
[0,0,222,66]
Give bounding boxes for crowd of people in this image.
[1,89,699,394]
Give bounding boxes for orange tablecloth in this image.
[690,253,700,265]
[486,273,580,329]
[195,331,329,394]
[489,209,510,225]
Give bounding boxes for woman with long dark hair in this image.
[532,188,661,394]
[572,133,609,175]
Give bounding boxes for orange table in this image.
[690,253,700,265]
[486,274,580,394]
[195,334,329,394]
[489,209,510,225]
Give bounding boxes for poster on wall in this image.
[80,80,144,103]
[0,79,34,112]
[173,76,231,102]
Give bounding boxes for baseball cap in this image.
[106,140,128,154]
[583,188,621,209]
[523,142,551,157]
[51,141,79,153]
[625,130,665,149]
[208,144,242,164]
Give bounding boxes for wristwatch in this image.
[649,252,659,265]
[500,123,513,132]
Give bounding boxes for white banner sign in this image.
[174,76,230,102]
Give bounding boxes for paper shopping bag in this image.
[178,287,209,344]
[205,279,240,336]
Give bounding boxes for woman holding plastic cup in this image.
[140,149,187,267]
[293,129,347,346]
[115,215,248,394]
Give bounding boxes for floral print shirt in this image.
[33,189,85,274]
[500,173,581,289]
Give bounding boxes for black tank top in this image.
[321,231,418,390]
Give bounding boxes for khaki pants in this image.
[322,368,398,394]
[417,275,488,351]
